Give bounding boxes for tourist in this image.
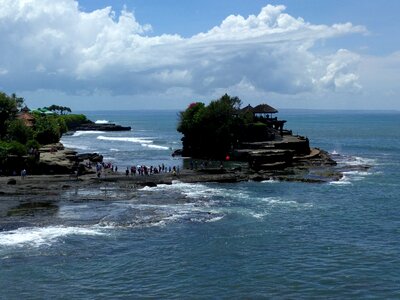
[21,169,27,179]
[134,166,137,175]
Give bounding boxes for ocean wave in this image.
[142,181,232,199]
[72,130,105,137]
[141,144,170,150]
[329,175,352,185]
[97,135,153,144]
[95,120,109,124]
[336,154,377,167]
[0,226,106,248]
[60,140,89,150]
[331,150,340,155]
[261,178,279,184]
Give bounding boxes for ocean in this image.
[1,110,399,299]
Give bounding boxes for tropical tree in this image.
[0,92,20,138]
[177,94,243,159]
[6,119,33,144]
[45,104,72,115]
[33,115,63,145]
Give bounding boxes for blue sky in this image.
[0,0,399,110]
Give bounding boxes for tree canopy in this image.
[0,91,89,174]
[44,104,72,115]
[178,94,244,159]
[0,92,20,138]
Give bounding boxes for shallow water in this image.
[1,110,399,299]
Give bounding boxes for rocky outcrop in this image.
[74,123,131,131]
[233,134,319,171]
[35,143,102,175]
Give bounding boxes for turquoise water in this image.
[1,110,399,299]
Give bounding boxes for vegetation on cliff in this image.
[177,94,277,159]
[0,91,88,174]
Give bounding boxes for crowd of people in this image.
[95,162,180,178]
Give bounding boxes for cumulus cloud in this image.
[318,49,362,92]
[0,1,367,103]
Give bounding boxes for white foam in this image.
[97,135,153,144]
[261,178,278,183]
[110,148,119,152]
[145,181,228,199]
[341,155,377,167]
[95,120,109,124]
[331,150,339,155]
[0,226,105,247]
[141,144,170,150]
[72,130,105,137]
[205,215,224,223]
[60,140,89,150]
[330,175,352,185]
[343,171,370,176]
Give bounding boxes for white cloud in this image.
[0,1,373,108]
[318,49,362,92]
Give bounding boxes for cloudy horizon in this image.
[0,0,399,111]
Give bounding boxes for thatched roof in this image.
[252,104,278,114]
[240,104,254,113]
[17,112,35,127]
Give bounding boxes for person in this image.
[21,169,27,179]
[125,167,129,176]
[131,165,135,176]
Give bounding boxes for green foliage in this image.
[177,94,244,159]
[0,92,20,138]
[58,114,88,130]
[6,119,33,144]
[33,115,63,145]
[0,140,27,156]
[44,104,72,115]
[26,139,41,150]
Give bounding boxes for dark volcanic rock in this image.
[172,149,183,157]
[7,178,17,185]
[75,123,131,131]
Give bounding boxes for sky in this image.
[0,0,399,111]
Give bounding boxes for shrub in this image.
[58,114,89,130]
[0,140,27,156]
[33,116,62,145]
[6,119,33,144]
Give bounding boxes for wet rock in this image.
[74,123,131,131]
[7,178,16,185]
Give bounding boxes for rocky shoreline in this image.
[0,132,371,221]
[0,148,371,226]
[73,122,131,131]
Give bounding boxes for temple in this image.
[233,103,317,171]
[236,103,288,136]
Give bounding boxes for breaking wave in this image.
[97,136,153,144]
[0,226,106,248]
[141,144,170,150]
[95,120,109,124]
[72,130,105,137]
